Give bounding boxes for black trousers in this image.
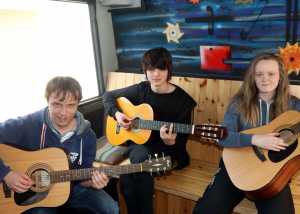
[193,160,295,214]
[120,144,154,214]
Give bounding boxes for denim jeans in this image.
[120,144,154,214]
[23,184,119,214]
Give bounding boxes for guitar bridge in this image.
[116,123,121,134]
[3,182,11,198]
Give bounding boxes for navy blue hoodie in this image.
[0,108,96,182]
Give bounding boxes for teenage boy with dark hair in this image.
[104,47,196,214]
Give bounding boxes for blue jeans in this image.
[23,184,119,214]
[120,144,154,214]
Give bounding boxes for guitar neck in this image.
[137,120,194,134]
[50,164,143,183]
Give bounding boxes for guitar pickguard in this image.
[14,189,49,206]
[268,129,298,163]
[268,140,298,163]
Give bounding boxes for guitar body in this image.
[223,110,300,199]
[0,143,172,213]
[106,97,154,146]
[0,144,70,213]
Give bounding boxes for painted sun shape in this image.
[279,42,300,75]
[189,0,200,4]
[163,22,184,43]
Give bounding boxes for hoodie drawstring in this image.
[40,123,47,149]
[258,99,272,126]
[266,102,270,124]
[259,99,262,126]
[78,138,83,165]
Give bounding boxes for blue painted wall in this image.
[111,0,300,83]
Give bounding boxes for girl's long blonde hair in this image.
[233,53,290,126]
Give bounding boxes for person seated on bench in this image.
[103,47,196,214]
[193,53,300,214]
[0,76,119,214]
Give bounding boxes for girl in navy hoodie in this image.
[193,53,300,214]
[0,76,119,214]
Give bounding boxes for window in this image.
[0,0,99,122]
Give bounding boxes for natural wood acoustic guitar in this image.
[0,144,171,213]
[106,97,227,146]
[223,110,300,199]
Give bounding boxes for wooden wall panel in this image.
[106,72,300,124]
[187,140,221,165]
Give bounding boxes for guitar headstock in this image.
[194,124,228,141]
[142,154,172,174]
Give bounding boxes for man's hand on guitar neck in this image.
[3,171,33,193]
[160,123,177,146]
[115,111,132,129]
[80,171,109,190]
[251,133,288,151]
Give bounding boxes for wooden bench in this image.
[153,139,257,214]
[110,138,300,214]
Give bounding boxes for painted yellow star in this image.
[163,22,184,44]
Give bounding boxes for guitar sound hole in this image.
[31,169,51,190]
[268,139,298,163]
[14,168,50,206]
[131,118,140,131]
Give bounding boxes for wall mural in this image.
[111,0,300,84]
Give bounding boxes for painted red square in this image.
[200,46,232,72]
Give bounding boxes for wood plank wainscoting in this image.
[106,72,300,214]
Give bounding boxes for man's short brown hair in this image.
[45,76,82,102]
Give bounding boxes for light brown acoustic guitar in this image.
[223,110,300,200]
[0,144,171,213]
[106,97,227,146]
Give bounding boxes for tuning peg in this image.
[156,168,160,175]
[162,152,165,159]
[150,168,153,176]
[155,153,158,161]
[148,154,152,162]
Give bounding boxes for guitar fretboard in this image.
[136,119,194,134]
[49,164,143,183]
